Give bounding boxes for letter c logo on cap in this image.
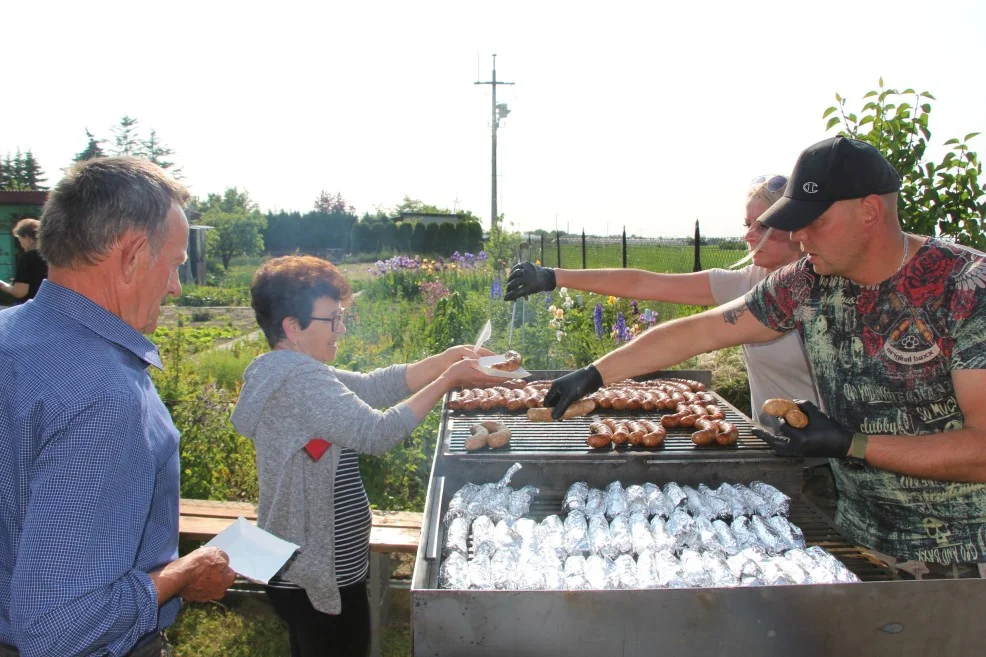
[803,182,819,194]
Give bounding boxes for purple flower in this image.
[477,251,489,262]
[614,312,629,343]
[490,276,502,300]
[630,300,639,315]
[593,303,604,338]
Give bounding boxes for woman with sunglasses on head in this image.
[504,175,818,430]
[231,255,501,657]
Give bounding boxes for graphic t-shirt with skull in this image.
[746,238,986,563]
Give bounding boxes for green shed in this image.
[0,191,47,304]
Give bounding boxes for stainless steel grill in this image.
[411,370,986,657]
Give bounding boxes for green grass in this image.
[533,242,746,273]
[167,600,413,657]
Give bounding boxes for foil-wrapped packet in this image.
[563,481,590,513]
[444,483,481,522]
[614,554,639,589]
[439,552,469,589]
[508,485,540,520]
[712,519,740,556]
[513,518,538,545]
[749,480,791,517]
[679,549,712,587]
[635,548,659,588]
[666,507,698,552]
[749,514,785,554]
[715,482,750,518]
[735,484,771,517]
[730,516,759,552]
[772,555,810,584]
[683,486,714,520]
[564,510,590,555]
[444,517,470,555]
[645,482,672,519]
[585,488,607,516]
[630,512,655,555]
[605,481,628,518]
[703,551,739,587]
[652,550,686,588]
[493,519,522,551]
[467,553,493,589]
[537,515,567,559]
[663,482,688,510]
[626,485,649,516]
[588,514,617,559]
[698,484,731,520]
[564,555,589,590]
[695,516,724,553]
[470,515,496,553]
[486,486,514,522]
[785,548,835,584]
[758,557,796,585]
[766,515,806,551]
[585,555,614,590]
[538,547,565,590]
[726,550,766,586]
[491,547,520,589]
[650,516,676,552]
[805,546,860,583]
[610,514,634,555]
[516,560,544,589]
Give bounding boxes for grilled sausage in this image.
[527,398,596,421]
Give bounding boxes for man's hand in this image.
[179,546,237,602]
[503,263,556,301]
[544,365,603,420]
[752,400,854,458]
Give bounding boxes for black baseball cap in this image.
[758,136,901,231]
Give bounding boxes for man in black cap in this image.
[545,136,986,574]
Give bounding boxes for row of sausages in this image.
[448,378,710,413]
[588,419,666,448]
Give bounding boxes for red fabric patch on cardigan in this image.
[304,438,331,461]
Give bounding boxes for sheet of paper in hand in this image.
[206,517,300,584]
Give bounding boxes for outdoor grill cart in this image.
[410,371,986,656]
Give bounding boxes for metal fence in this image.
[524,222,746,274]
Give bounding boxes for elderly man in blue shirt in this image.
[0,157,236,657]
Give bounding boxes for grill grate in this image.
[445,392,769,457]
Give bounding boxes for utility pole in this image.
[475,54,514,232]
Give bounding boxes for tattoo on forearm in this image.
[722,304,748,325]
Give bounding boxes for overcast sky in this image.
[3,0,984,238]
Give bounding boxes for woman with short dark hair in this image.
[231,255,499,657]
[0,218,47,302]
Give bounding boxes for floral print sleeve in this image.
[744,259,812,333]
[947,253,986,370]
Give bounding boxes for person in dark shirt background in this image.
[0,218,47,302]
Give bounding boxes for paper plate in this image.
[478,355,531,378]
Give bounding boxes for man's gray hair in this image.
[39,157,190,268]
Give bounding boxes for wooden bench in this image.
[179,498,422,657]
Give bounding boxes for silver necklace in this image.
[897,232,909,274]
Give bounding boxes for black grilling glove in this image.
[751,400,854,458]
[544,365,604,420]
[503,262,557,301]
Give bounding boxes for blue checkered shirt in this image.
[0,281,181,657]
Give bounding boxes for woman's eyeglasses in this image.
[309,308,347,331]
[750,174,788,193]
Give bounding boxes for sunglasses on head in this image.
[750,174,788,193]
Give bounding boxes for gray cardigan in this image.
[230,350,419,613]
